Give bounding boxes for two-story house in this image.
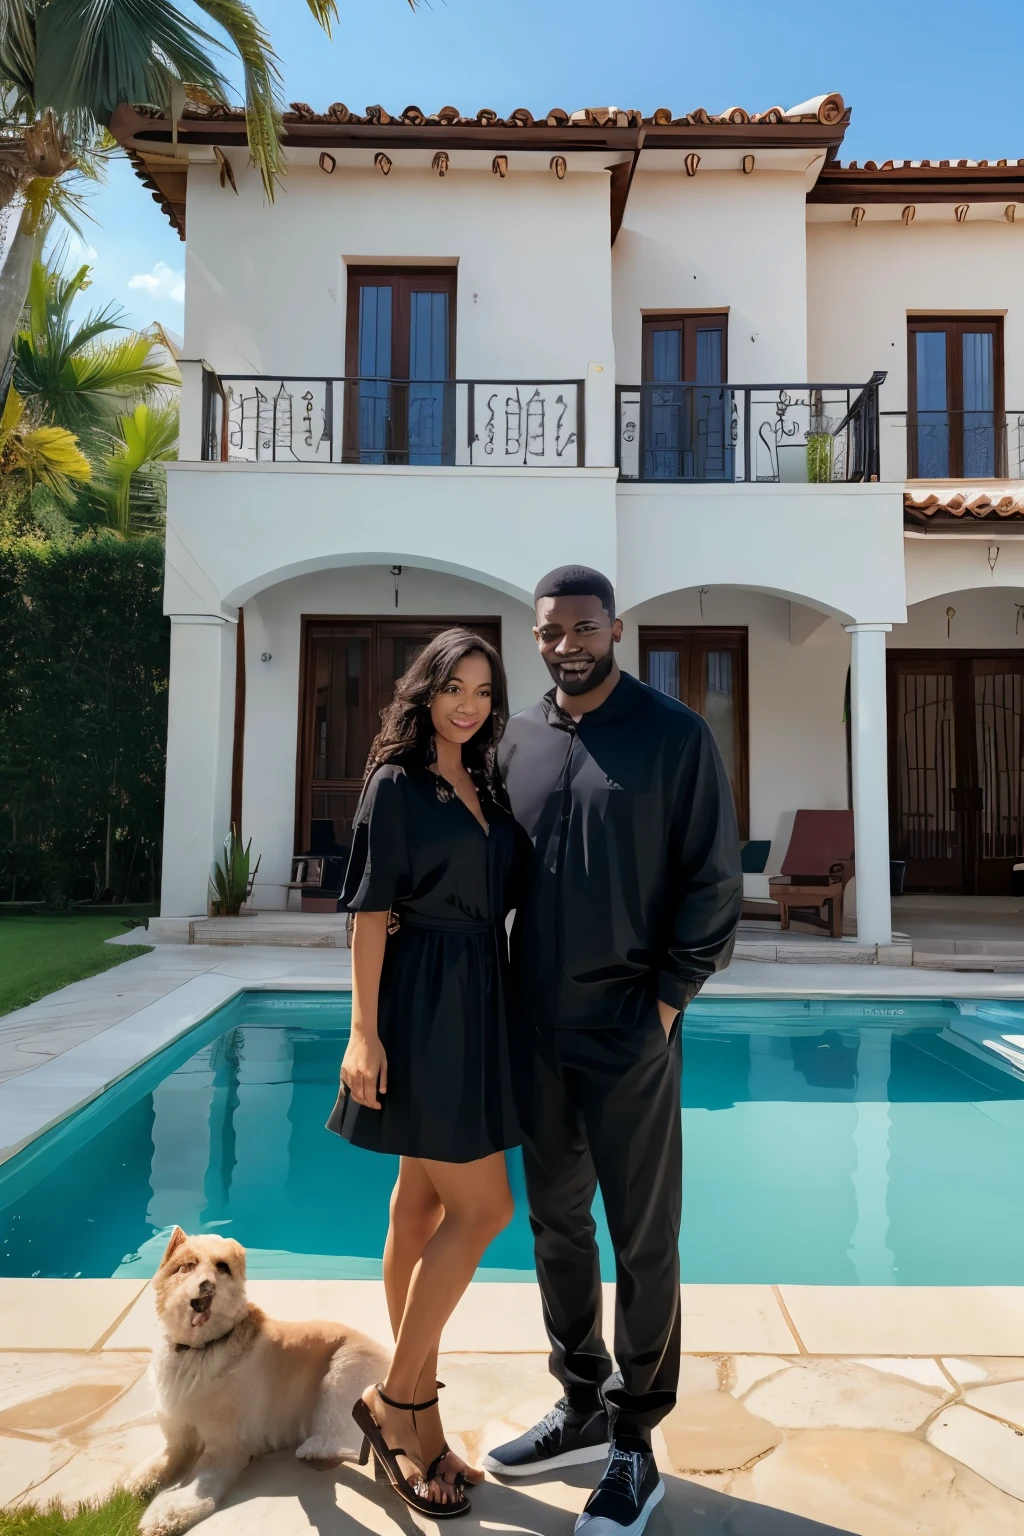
[112,90,1024,944]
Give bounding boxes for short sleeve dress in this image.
[326,762,527,1164]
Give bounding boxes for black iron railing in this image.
[616,373,885,484]
[202,372,585,468]
[880,409,1024,481]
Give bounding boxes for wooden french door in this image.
[640,313,730,481]
[639,626,748,836]
[888,651,1024,893]
[344,268,457,465]
[907,317,1004,478]
[296,617,501,852]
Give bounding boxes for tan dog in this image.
[126,1228,390,1536]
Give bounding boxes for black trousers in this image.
[521,1011,683,1437]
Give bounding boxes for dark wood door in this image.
[639,626,748,837]
[344,269,456,465]
[296,616,501,852]
[640,314,730,480]
[888,651,1024,893]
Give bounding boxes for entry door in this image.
[907,318,1004,478]
[888,652,1024,893]
[344,269,456,465]
[641,314,730,481]
[297,617,501,852]
[639,626,748,836]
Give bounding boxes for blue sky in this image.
[71,0,1024,335]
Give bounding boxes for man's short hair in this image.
[533,565,616,621]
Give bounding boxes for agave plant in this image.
[209,823,259,916]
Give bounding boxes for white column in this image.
[844,623,892,946]
[161,615,237,917]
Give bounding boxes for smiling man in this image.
[486,565,742,1536]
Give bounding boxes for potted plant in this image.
[209,824,260,916]
[806,430,835,483]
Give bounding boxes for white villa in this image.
[111,91,1024,944]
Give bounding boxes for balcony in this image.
[616,374,885,485]
[880,409,1024,482]
[201,373,585,468]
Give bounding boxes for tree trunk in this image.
[0,222,33,364]
[104,811,112,891]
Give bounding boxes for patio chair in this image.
[768,810,855,939]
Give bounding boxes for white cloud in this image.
[128,260,185,303]
[66,235,99,262]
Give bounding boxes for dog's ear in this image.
[228,1239,247,1281]
[160,1226,188,1267]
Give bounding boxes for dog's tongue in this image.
[190,1303,212,1328]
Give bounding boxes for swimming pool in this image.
[3,991,1024,1284]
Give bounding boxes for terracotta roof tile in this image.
[905,490,1024,520]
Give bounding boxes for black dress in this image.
[326,762,525,1163]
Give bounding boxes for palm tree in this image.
[0,0,418,355]
[90,400,179,537]
[0,381,90,535]
[14,258,178,453]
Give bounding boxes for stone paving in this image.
[3,1279,1024,1532]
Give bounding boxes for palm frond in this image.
[0,0,39,100]
[68,334,179,394]
[89,400,178,536]
[303,0,338,35]
[0,384,92,497]
[194,0,284,198]
[33,0,230,120]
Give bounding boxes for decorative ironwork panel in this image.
[225,379,334,464]
[975,671,1024,862]
[893,671,958,863]
[469,382,579,467]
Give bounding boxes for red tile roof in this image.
[905,490,1024,522]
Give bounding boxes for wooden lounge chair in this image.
[768,810,855,939]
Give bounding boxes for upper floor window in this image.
[908,317,1004,478]
[344,268,456,465]
[640,313,729,480]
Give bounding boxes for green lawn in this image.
[0,914,153,1018]
[0,1492,146,1536]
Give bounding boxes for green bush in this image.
[0,534,169,905]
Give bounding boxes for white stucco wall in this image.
[614,169,815,383]
[243,565,545,909]
[183,156,617,465]
[891,583,1024,650]
[903,536,1024,608]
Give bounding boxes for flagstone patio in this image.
[4,1276,1024,1533]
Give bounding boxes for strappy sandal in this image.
[352,1386,471,1519]
[419,1381,469,1492]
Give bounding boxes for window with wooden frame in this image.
[639,626,749,836]
[343,268,457,465]
[907,317,1005,478]
[640,313,730,480]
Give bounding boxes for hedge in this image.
[0,535,169,905]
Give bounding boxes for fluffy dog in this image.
[126,1227,390,1536]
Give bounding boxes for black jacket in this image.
[499,671,742,1031]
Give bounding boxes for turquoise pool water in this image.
[3,992,1024,1284]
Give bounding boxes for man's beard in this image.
[546,644,616,698]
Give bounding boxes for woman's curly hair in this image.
[365,628,510,801]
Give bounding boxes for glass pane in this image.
[695,328,723,384]
[975,670,1024,862]
[391,637,428,683]
[357,286,392,463]
[314,637,371,782]
[894,672,957,862]
[408,290,449,465]
[650,329,682,383]
[914,331,949,476]
[962,332,996,477]
[703,650,735,779]
[647,650,680,699]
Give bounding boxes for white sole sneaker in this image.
[574,1476,664,1535]
[481,1440,611,1478]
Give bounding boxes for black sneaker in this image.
[574,1446,664,1535]
[481,1396,610,1477]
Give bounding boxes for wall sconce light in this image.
[374,152,392,175]
[955,203,969,223]
[902,205,915,224]
[432,151,449,177]
[1016,603,1024,635]
[390,565,403,608]
[213,146,237,193]
[492,155,508,178]
[1006,204,1017,223]
[741,154,755,174]
[946,606,956,638]
[684,153,700,177]
[550,155,567,179]
[851,206,865,225]
[318,152,336,174]
[988,544,1000,574]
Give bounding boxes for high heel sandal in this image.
[418,1381,469,1492]
[352,1387,471,1519]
